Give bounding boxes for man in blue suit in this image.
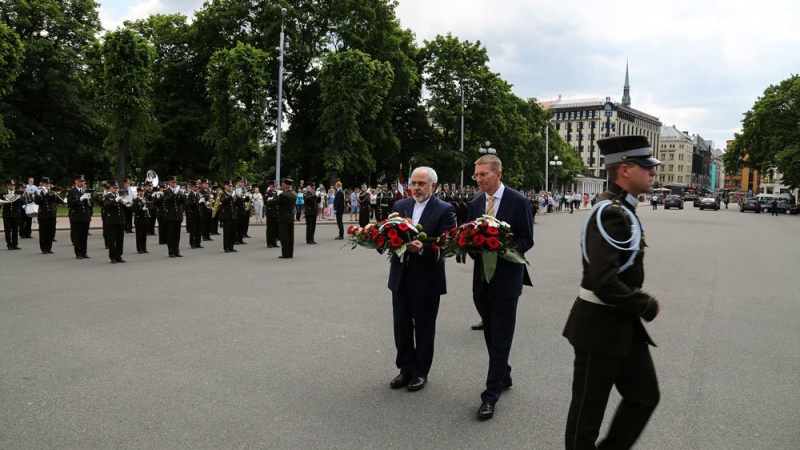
[333,181,345,240]
[387,167,457,392]
[465,154,534,419]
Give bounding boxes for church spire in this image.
[622,60,631,107]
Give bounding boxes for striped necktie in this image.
[487,196,495,217]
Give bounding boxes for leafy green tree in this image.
[0,23,24,150]
[0,0,104,184]
[100,29,155,183]
[205,41,272,180]
[724,74,800,189]
[319,49,393,183]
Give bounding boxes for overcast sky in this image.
[99,0,800,150]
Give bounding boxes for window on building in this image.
[668,165,674,171]
[669,154,674,160]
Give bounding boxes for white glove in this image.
[80,193,90,201]
[116,196,123,203]
[246,192,252,199]
[199,198,207,205]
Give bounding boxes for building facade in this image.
[657,125,694,193]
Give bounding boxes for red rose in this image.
[472,234,486,246]
[390,236,404,248]
[387,229,398,239]
[398,222,409,231]
[486,227,499,236]
[480,222,489,228]
[486,236,500,250]
[458,235,468,247]
[347,225,357,235]
[471,227,480,236]
[371,229,379,239]
[376,236,386,247]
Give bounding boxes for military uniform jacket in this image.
[132,197,151,219]
[358,191,371,210]
[303,192,320,216]
[185,191,203,220]
[66,187,93,222]
[1,191,24,218]
[563,182,658,359]
[34,190,59,219]
[277,190,297,222]
[162,188,185,221]
[217,192,235,220]
[264,190,279,217]
[102,194,126,225]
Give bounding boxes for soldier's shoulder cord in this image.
[581,198,641,273]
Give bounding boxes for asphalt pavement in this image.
[1,205,798,449]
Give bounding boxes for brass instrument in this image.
[211,188,223,218]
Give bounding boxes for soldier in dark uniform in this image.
[19,184,34,239]
[132,187,151,253]
[263,180,280,248]
[143,181,157,235]
[2,179,23,250]
[96,184,111,249]
[185,180,204,249]
[242,178,253,239]
[232,177,246,245]
[33,177,59,254]
[276,178,296,258]
[358,185,371,227]
[102,181,126,263]
[122,179,135,233]
[303,184,320,244]
[379,184,392,220]
[563,135,662,450]
[154,184,166,244]
[66,175,93,259]
[217,180,237,253]
[199,179,213,241]
[162,175,186,257]
[386,183,398,214]
[374,184,384,222]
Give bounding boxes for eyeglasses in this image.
[409,181,428,187]
[471,171,495,180]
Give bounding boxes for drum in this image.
[24,203,39,216]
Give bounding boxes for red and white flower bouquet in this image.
[346,213,427,259]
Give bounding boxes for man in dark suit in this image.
[2,179,23,250]
[102,181,127,263]
[303,184,320,244]
[66,175,93,259]
[216,180,237,253]
[263,180,280,248]
[162,176,186,257]
[387,167,456,392]
[333,181,345,240]
[465,154,534,420]
[34,177,59,254]
[276,178,297,258]
[563,135,661,450]
[185,180,203,249]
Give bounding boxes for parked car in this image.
[699,197,719,210]
[762,200,795,214]
[663,195,684,209]
[740,198,761,213]
[693,197,702,207]
[790,204,800,215]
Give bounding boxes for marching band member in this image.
[132,187,151,254]
[2,179,23,250]
[66,175,93,259]
[199,179,213,242]
[162,175,185,258]
[122,179,136,233]
[217,180,237,253]
[34,177,59,254]
[264,180,280,248]
[185,180,204,249]
[102,181,126,263]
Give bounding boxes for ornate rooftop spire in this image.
[622,60,631,107]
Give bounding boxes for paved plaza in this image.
[1,207,799,449]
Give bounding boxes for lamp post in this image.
[549,155,562,193]
[459,86,465,187]
[479,141,496,157]
[545,117,556,192]
[275,7,288,184]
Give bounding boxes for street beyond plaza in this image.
[1,206,798,449]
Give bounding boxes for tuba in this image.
[211,188,223,218]
[145,170,159,189]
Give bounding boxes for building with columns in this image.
[546,63,662,181]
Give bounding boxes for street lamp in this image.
[275,7,288,184]
[459,86,465,186]
[549,155,562,193]
[479,140,496,156]
[545,117,556,192]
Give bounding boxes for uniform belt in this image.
[579,288,616,307]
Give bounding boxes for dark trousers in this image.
[279,219,294,257]
[70,221,89,256]
[3,217,19,248]
[335,211,344,237]
[38,216,56,252]
[305,214,317,243]
[148,215,157,235]
[242,213,250,236]
[266,216,279,247]
[165,219,181,255]
[103,220,110,249]
[295,204,302,221]
[107,223,124,261]
[566,342,660,450]
[201,211,210,239]
[222,219,235,251]
[135,218,148,252]
[237,214,248,241]
[359,208,370,227]
[473,286,519,404]
[157,216,166,244]
[188,216,201,248]
[124,208,133,232]
[21,214,33,237]
[392,280,441,378]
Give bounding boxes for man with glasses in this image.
[386,167,456,393]
[563,135,662,449]
[462,155,534,420]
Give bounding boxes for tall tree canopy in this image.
[0,23,24,150]
[724,74,800,189]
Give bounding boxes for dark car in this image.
[663,195,683,209]
[790,204,800,215]
[762,200,795,214]
[693,197,702,207]
[740,198,761,213]
[699,197,719,210]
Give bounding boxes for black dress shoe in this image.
[52,239,57,242]
[195,245,204,249]
[407,377,427,392]
[471,321,485,331]
[169,254,175,258]
[111,260,117,264]
[502,378,513,390]
[47,250,54,254]
[244,234,251,238]
[390,372,411,389]
[278,255,292,259]
[116,258,126,263]
[174,253,183,257]
[142,251,148,254]
[311,241,317,244]
[83,254,90,259]
[76,255,84,259]
[477,401,495,420]
[138,251,144,254]
[229,248,238,252]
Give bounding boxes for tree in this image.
[724,75,800,189]
[319,49,393,184]
[100,29,155,183]
[205,41,272,180]
[0,23,24,149]
[0,0,104,184]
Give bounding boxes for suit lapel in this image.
[417,198,434,228]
